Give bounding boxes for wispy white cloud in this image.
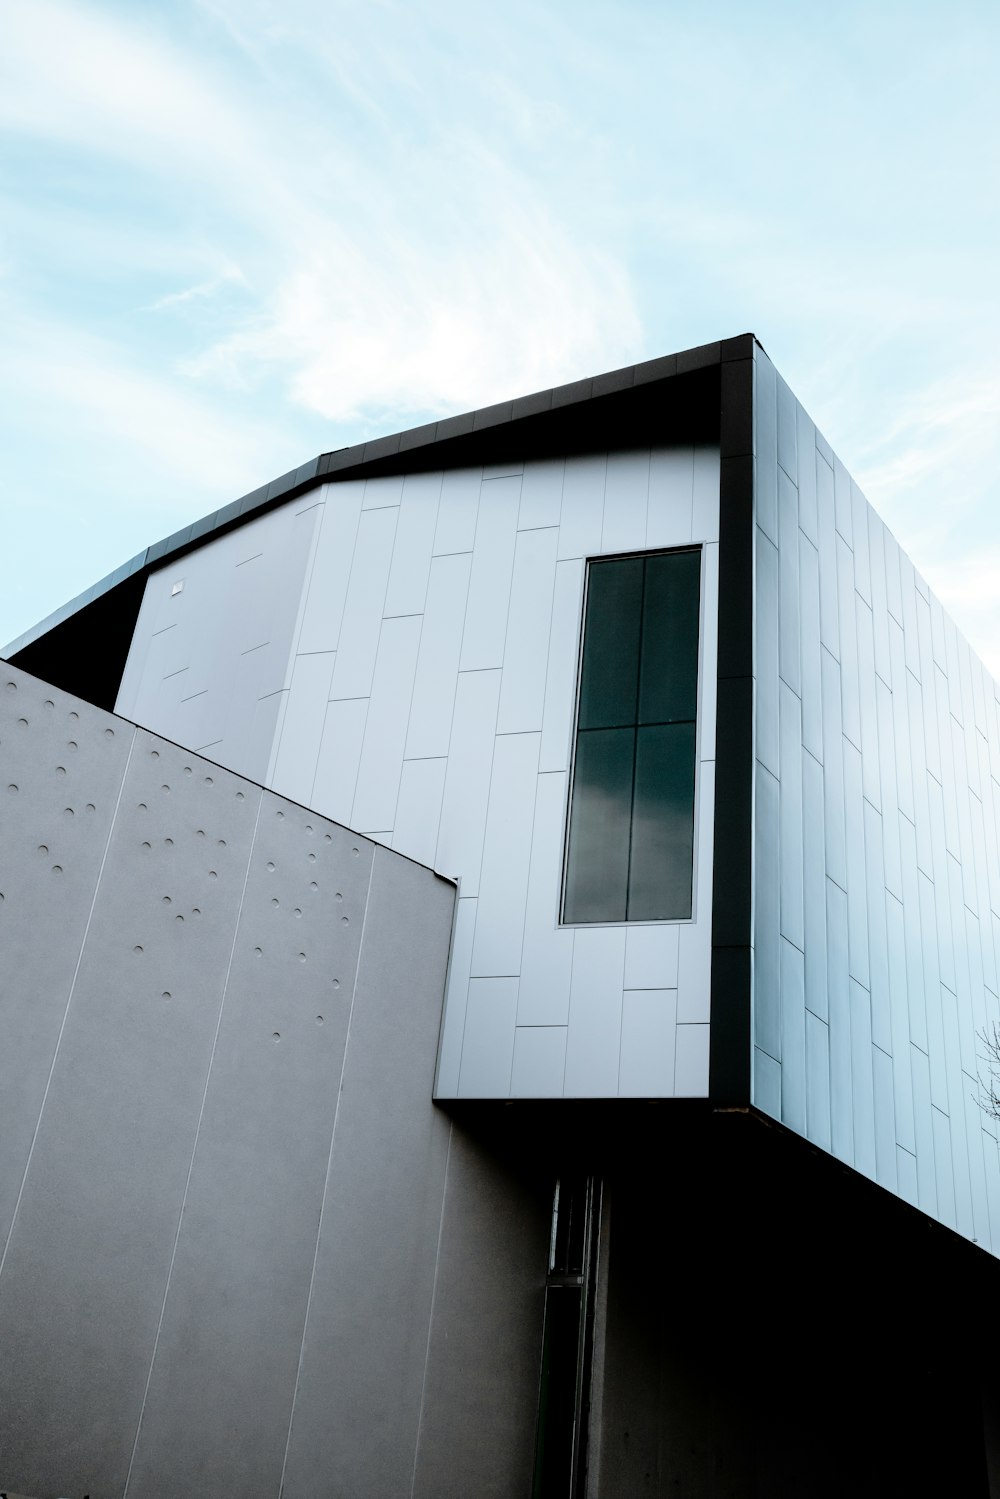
[143,263,250,313]
[0,306,297,497]
[3,0,1000,678]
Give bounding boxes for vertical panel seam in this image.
[275,841,378,1498]
[0,724,138,1284]
[408,1121,454,1498]
[122,785,265,1498]
[265,504,329,785]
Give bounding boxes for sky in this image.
[2,0,999,671]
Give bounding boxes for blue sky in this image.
[3,0,999,670]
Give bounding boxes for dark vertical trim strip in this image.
[710,356,755,1103]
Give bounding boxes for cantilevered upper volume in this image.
[8,334,1000,1258]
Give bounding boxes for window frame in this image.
[559,544,705,928]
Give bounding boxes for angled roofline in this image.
[5,334,757,659]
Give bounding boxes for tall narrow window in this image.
[562,549,700,924]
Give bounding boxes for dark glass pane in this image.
[638,550,701,725]
[577,558,643,730]
[563,728,633,923]
[627,722,696,920]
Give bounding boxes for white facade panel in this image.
[563,929,626,1097]
[435,669,501,894]
[517,458,564,531]
[269,652,336,807]
[404,552,472,760]
[619,990,677,1097]
[392,758,447,869]
[311,699,368,828]
[117,441,719,1101]
[674,1023,710,1097]
[516,772,574,1026]
[556,453,606,560]
[496,529,559,736]
[295,481,364,655]
[351,616,422,834]
[328,507,399,701]
[647,448,693,546]
[432,466,480,555]
[600,449,649,555]
[624,924,680,993]
[470,733,540,978]
[383,472,442,618]
[458,977,518,1097]
[510,1025,567,1098]
[538,559,585,774]
[459,475,520,671]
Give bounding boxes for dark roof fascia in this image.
[6,335,756,660]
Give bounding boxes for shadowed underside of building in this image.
[4,335,1000,1496]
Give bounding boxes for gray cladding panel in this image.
[0,728,261,1495]
[0,669,133,1249]
[125,804,374,1499]
[751,346,1000,1254]
[279,849,457,1499]
[0,662,479,1499]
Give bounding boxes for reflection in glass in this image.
[628,723,696,919]
[577,558,643,730]
[564,548,701,924]
[563,729,633,924]
[639,550,700,725]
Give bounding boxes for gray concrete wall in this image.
[751,343,1000,1253]
[0,661,549,1499]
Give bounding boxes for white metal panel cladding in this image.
[117,448,720,1100]
[752,346,1000,1253]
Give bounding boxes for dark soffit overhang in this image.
[7,335,757,663]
